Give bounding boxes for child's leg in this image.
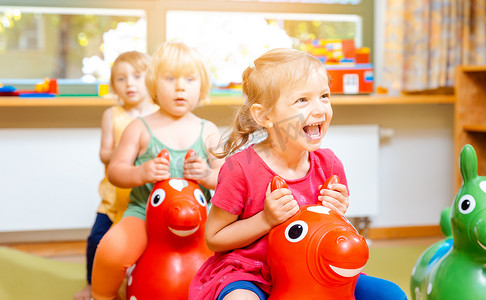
[218,281,268,300]
[354,274,408,300]
[74,213,112,300]
[91,216,147,300]
[86,213,113,283]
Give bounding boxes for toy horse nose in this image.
[167,200,202,230]
[320,227,369,263]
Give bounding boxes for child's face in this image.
[155,71,202,117]
[112,62,149,106]
[267,69,332,153]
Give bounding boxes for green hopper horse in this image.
[411,144,486,299]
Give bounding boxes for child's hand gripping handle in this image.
[185,149,197,160]
[157,149,170,161]
[318,175,349,215]
[320,175,340,192]
[265,176,298,228]
[271,175,288,191]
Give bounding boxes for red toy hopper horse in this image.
[268,175,369,300]
[126,149,212,300]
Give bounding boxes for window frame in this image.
[3,0,374,79]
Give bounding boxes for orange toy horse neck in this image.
[126,149,212,300]
[268,176,368,300]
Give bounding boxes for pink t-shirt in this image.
[189,145,348,300]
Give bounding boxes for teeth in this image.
[303,123,322,138]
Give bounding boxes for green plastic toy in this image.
[411,144,486,299]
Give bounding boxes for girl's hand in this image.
[318,181,349,215]
[138,155,171,184]
[183,151,212,184]
[263,183,299,228]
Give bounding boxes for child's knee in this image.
[96,236,129,267]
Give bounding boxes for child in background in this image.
[91,41,224,300]
[189,48,406,300]
[74,51,158,300]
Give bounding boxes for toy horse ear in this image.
[271,176,288,191]
[157,149,170,162]
[460,144,477,183]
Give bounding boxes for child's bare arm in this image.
[108,120,170,188]
[99,108,115,165]
[183,121,224,189]
[205,184,298,252]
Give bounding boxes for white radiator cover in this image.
[0,125,379,232]
[323,125,379,218]
[0,128,102,232]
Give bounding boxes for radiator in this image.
[323,124,381,218]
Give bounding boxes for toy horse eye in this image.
[193,189,207,207]
[458,194,476,214]
[284,220,309,243]
[150,189,166,207]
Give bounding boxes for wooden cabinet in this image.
[455,65,486,189]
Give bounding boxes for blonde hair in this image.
[216,48,328,158]
[110,51,151,95]
[145,41,210,103]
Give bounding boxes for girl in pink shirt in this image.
[189,48,406,300]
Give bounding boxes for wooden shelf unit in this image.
[454,65,486,190]
[0,94,455,108]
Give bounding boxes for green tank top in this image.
[123,117,212,220]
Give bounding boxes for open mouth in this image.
[303,123,322,140]
[329,264,365,277]
[169,226,199,237]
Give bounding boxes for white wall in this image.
[331,104,455,228]
[0,103,454,235]
[0,0,455,235]
[0,128,102,232]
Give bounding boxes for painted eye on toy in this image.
[458,194,476,214]
[193,189,207,207]
[285,220,309,243]
[150,189,166,207]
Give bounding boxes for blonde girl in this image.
[189,48,406,300]
[91,42,224,300]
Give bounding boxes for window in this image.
[0,6,146,82]
[2,0,372,92]
[167,11,363,86]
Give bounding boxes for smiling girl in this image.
[189,48,406,300]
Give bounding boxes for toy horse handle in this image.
[271,175,341,204]
[157,148,196,163]
[157,149,170,161]
[320,175,340,192]
[271,176,289,191]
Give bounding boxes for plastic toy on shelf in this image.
[302,39,373,95]
[126,149,213,300]
[411,144,486,299]
[267,175,369,300]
